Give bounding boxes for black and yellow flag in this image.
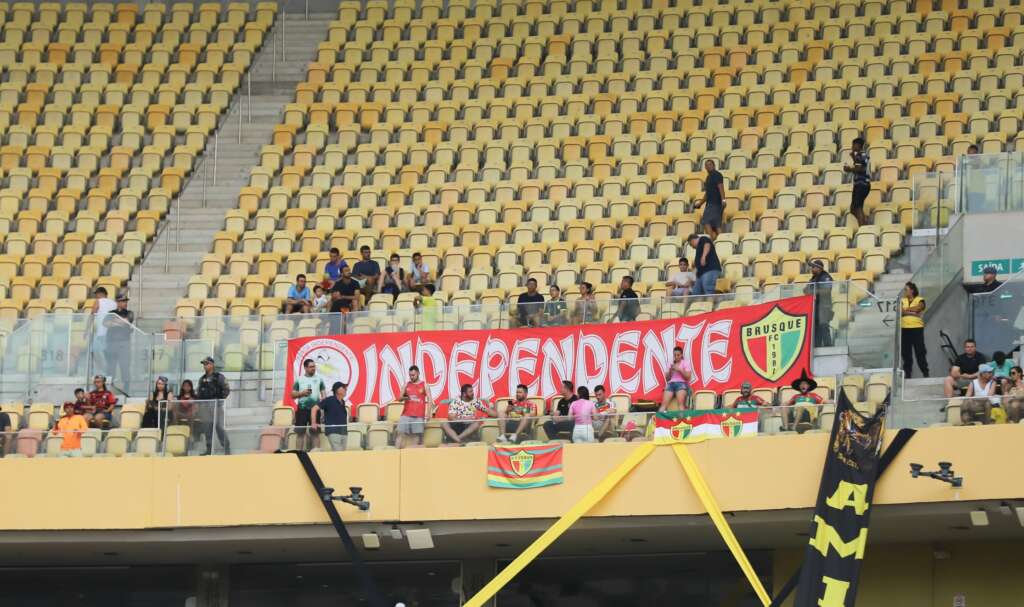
[793,388,887,607]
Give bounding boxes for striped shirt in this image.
[851,150,871,186]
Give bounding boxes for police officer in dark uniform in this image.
[196,356,231,455]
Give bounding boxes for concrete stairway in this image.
[128,13,335,320]
[842,269,910,370]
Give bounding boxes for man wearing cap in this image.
[104,293,135,391]
[963,363,999,424]
[965,266,1002,294]
[730,382,768,408]
[312,381,349,450]
[805,260,834,347]
[785,370,824,433]
[196,356,231,455]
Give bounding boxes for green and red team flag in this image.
[652,408,760,441]
[487,444,564,489]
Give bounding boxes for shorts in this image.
[294,407,312,431]
[666,381,689,393]
[851,182,870,211]
[325,433,346,450]
[397,415,425,435]
[700,202,723,230]
[447,421,473,435]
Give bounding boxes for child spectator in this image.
[414,284,440,330]
[312,285,329,313]
[568,387,598,443]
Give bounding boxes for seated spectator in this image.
[666,258,696,297]
[573,281,598,324]
[568,386,598,443]
[312,382,349,450]
[51,402,88,456]
[1005,366,1024,423]
[174,379,200,431]
[660,347,692,412]
[614,276,640,322]
[442,384,496,444]
[0,408,11,456]
[592,385,617,441]
[285,274,312,314]
[785,371,823,433]
[515,278,545,327]
[964,266,1002,294]
[330,265,361,312]
[414,284,440,330]
[501,384,536,444]
[323,247,346,287]
[144,376,171,429]
[991,350,1014,393]
[542,380,577,440]
[312,285,329,313]
[943,339,987,397]
[543,285,567,326]
[72,388,89,413]
[381,253,405,299]
[962,364,998,424]
[405,251,433,293]
[85,375,117,429]
[730,382,768,407]
[353,245,381,297]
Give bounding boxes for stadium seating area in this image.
[0,2,277,322]
[178,0,1024,319]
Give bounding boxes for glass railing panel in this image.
[970,267,1024,357]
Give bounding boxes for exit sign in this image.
[970,258,1024,276]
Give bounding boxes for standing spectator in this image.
[441,383,496,444]
[785,372,823,433]
[991,351,1014,393]
[285,274,312,314]
[515,278,545,327]
[844,136,871,226]
[414,284,440,330]
[660,346,693,411]
[174,379,199,434]
[900,282,929,378]
[311,285,329,313]
[291,358,327,452]
[196,356,231,455]
[1005,366,1024,423]
[406,252,433,293]
[614,276,640,322]
[82,286,117,374]
[397,365,431,448]
[0,408,12,456]
[144,376,171,429]
[543,285,567,326]
[730,382,768,408]
[51,402,88,456]
[323,248,346,287]
[962,364,998,424]
[501,384,536,444]
[573,282,598,324]
[965,266,1002,294]
[543,380,577,440]
[693,159,726,239]
[568,386,598,443]
[353,245,382,298]
[591,385,617,441]
[381,253,405,300]
[311,381,349,450]
[686,233,721,297]
[943,339,987,397]
[806,260,834,347]
[105,293,135,390]
[667,258,696,297]
[85,375,117,429]
[330,265,361,313]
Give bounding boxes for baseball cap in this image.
[809,259,825,270]
[979,363,994,373]
[982,266,998,274]
[116,293,129,302]
[200,356,216,365]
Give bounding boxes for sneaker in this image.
[496,434,509,443]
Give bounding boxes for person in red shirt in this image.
[397,365,432,448]
[501,384,537,443]
[85,375,118,429]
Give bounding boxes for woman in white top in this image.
[963,363,997,424]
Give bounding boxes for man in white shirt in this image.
[82,286,117,374]
[666,257,696,297]
[405,251,433,292]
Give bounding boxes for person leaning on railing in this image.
[144,376,171,429]
[311,382,349,451]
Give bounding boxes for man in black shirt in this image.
[0,410,11,456]
[196,356,231,455]
[542,380,577,440]
[844,137,871,227]
[312,382,349,451]
[965,267,1002,294]
[686,233,721,297]
[105,294,135,392]
[352,245,381,298]
[330,265,361,313]
[806,260,834,347]
[515,278,545,327]
[615,275,640,322]
[694,159,725,239]
[944,339,988,397]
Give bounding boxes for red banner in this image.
[284,295,813,408]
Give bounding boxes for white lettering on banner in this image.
[449,340,480,397]
[480,337,509,401]
[378,342,414,403]
[509,338,541,395]
[609,330,641,393]
[702,320,733,384]
[417,339,447,399]
[576,332,609,390]
[360,344,376,402]
[676,321,706,385]
[540,335,575,396]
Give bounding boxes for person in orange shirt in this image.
[52,402,89,456]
